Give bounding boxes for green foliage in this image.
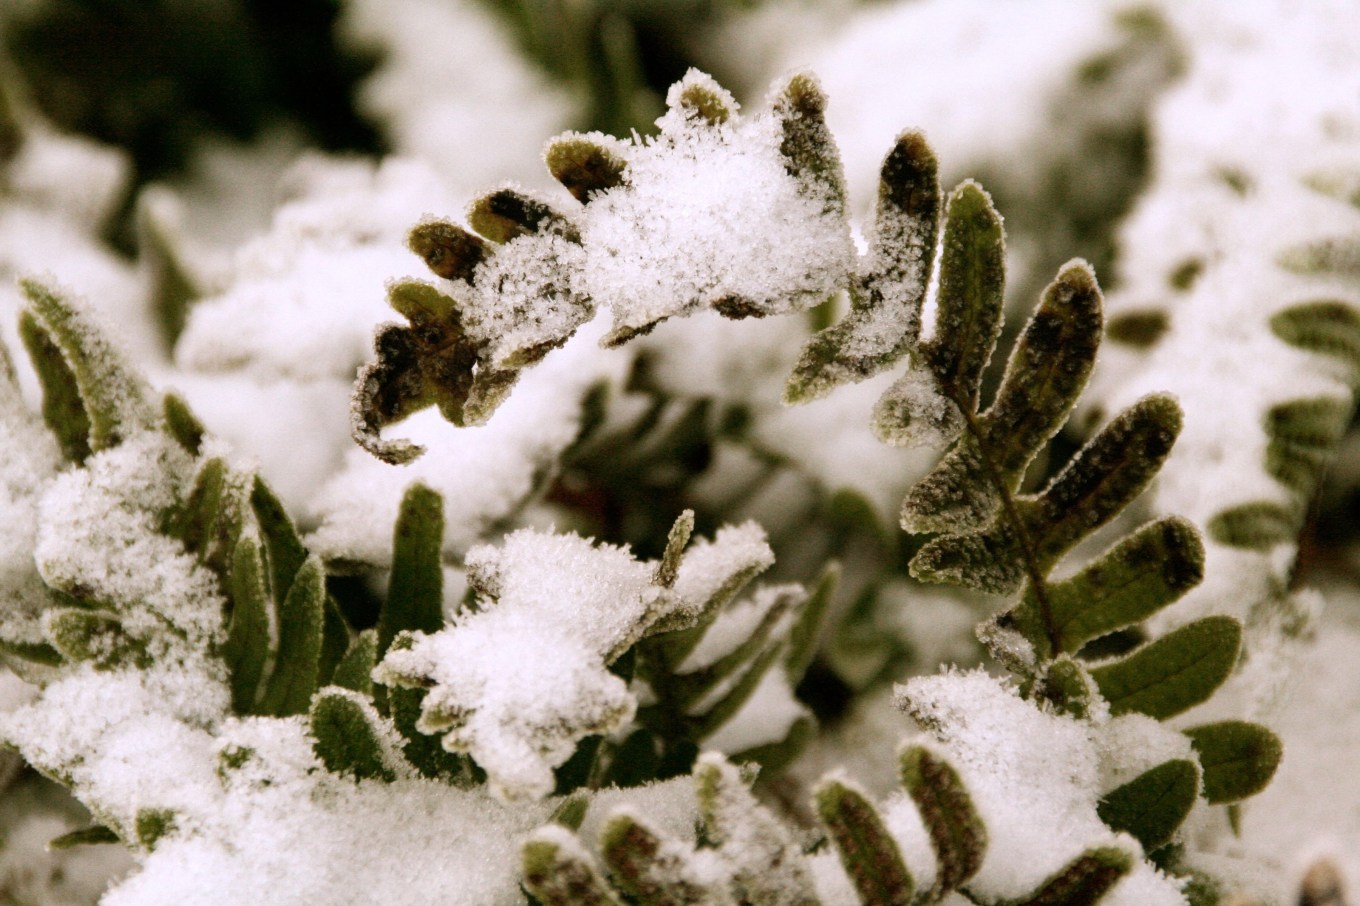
[995,847,1131,906]
[309,690,397,782]
[1089,616,1241,720]
[900,745,985,900]
[1096,760,1199,852]
[1183,721,1283,805]
[815,777,915,905]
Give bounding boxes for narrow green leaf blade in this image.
[48,824,120,849]
[773,72,848,221]
[1027,393,1183,572]
[1000,846,1131,906]
[923,180,1005,410]
[162,391,205,456]
[18,309,90,463]
[222,534,271,714]
[1184,721,1282,804]
[380,483,445,656]
[250,476,308,605]
[785,127,932,402]
[979,260,1103,484]
[258,556,326,717]
[1270,300,1360,380]
[1097,759,1199,851]
[20,279,155,451]
[522,828,624,906]
[899,745,986,896]
[332,629,377,696]
[784,563,838,682]
[815,777,914,906]
[1265,396,1351,497]
[1090,616,1242,719]
[1021,516,1205,655]
[1206,502,1298,551]
[310,689,396,782]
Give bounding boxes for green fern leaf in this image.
[331,629,378,696]
[161,391,205,456]
[786,130,937,403]
[1206,502,1298,551]
[1184,721,1282,804]
[222,534,271,713]
[18,308,91,463]
[599,812,717,905]
[1096,759,1199,851]
[406,220,490,282]
[1270,299,1360,381]
[1090,616,1241,719]
[815,777,914,906]
[1010,516,1204,657]
[899,745,986,898]
[310,689,396,782]
[545,134,628,204]
[997,846,1131,906]
[379,483,445,656]
[258,556,326,717]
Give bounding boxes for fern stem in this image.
[957,408,1059,654]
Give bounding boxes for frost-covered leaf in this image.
[815,775,914,906]
[694,751,819,906]
[899,744,986,899]
[997,846,1131,906]
[258,556,326,717]
[20,279,156,453]
[1183,721,1282,805]
[922,181,1005,409]
[407,219,489,282]
[599,810,725,905]
[18,308,91,463]
[375,525,770,799]
[222,533,270,714]
[310,688,398,782]
[546,133,629,204]
[1096,759,1198,852]
[1009,516,1204,657]
[786,130,932,403]
[522,825,625,906]
[977,261,1102,484]
[378,483,445,656]
[1090,616,1242,719]
[44,608,143,667]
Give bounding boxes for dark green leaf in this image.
[1034,657,1095,720]
[672,72,734,125]
[773,72,847,221]
[407,220,490,283]
[250,476,308,605]
[310,690,396,782]
[161,391,205,456]
[1207,503,1298,551]
[1090,616,1241,719]
[997,846,1131,906]
[258,556,326,717]
[910,519,1026,594]
[783,125,941,399]
[784,563,838,682]
[1184,721,1282,804]
[1015,516,1204,656]
[1279,237,1360,279]
[545,134,627,204]
[20,279,154,452]
[223,534,270,714]
[900,436,996,534]
[379,483,445,656]
[979,260,1103,484]
[0,637,63,667]
[900,745,986,897]
[1270,300,1360,380]
[1097,760,1199,851]
[1106,309,1169,348]
[1265,397,1351,497]
[602,729,660,788]
[331,629,377,696]
[550,795,590,832]
[923,180,1005,409]
[48,824,120,849]
[815,777,914,905]
[18,309,90,463]
[317,595,351,690]
[521,831,623,906]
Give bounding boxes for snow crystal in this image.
[176,156,461,383]
[374,528,670,800]
[671,521,773,610]
[896,669,1185,903]
[34,431,225,652]
[576,73,854,335]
